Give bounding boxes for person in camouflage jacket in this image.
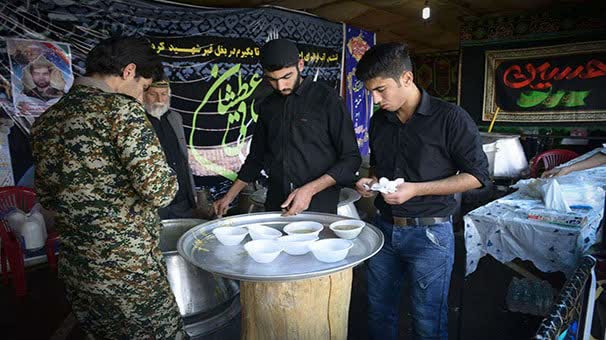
[31,37,184,339]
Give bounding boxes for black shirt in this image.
[148,113,194,218]
[370,89,490,218]
[238,78,361,213]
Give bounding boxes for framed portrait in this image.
[6,38,73,117]
[483,40,606,122]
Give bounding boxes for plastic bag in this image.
[512,177,604,212]
[542,180,571,212]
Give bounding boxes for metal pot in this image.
[160,219,240,337]
[244,187,362,219]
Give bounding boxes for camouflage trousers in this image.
[62,255,183,340]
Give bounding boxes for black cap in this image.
[260,39,300,69]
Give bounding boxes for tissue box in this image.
[527,207,591,227]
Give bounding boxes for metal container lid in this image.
[338,187,361,207]
[249,187,267,206]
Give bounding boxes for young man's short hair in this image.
[355,43,413,83]
[85,36,163,81]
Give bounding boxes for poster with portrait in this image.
[6,38,73,117]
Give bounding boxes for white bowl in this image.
[283,221,324,239]
[212,227,248,246]
[329,220,366,239]
[308,238,354,263]
[277,235,318,255]
[246,224,283,240]
[244,240,283,263]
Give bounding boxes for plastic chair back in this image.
[530,149,579,177]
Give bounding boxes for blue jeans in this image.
[367,216,454,340]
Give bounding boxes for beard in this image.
[277,68,302,96]
[145,102,170,119]
[34,80,50,89]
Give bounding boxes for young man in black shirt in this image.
[214,39,360,216]
[355,43,489,339]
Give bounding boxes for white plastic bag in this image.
[541,180,571,212]
[512,177,604,212]
[5,204,47,251]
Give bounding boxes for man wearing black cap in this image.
[214,38,361,216]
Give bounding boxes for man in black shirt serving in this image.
[214,39,361,217]
[355,43,489,339]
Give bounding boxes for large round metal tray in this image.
[177,212,384,282]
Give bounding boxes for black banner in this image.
[0,1,344,193]
[482,41,606,122]
[495,54,606,112]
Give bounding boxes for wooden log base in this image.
[240,268,353,340]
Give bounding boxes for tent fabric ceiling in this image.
[163,0,592,53]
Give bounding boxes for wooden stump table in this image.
[241,268,352,340]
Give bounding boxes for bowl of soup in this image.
[329,219,365,239]
[282,221,323,240]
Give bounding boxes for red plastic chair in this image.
[529,149,579,178]
[0,186,59,297]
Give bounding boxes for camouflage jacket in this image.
[31,77,177,287]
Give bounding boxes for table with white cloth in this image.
[465,149,606,277]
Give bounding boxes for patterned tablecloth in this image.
[465,149,606,276]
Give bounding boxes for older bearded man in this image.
[143,77,197,219]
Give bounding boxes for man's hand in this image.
[213,195,234,218]
[281,185,315,216]
[356,177,377,198]
[382,182,418,205]
[542,166,572,178]
[212,179,249,218]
